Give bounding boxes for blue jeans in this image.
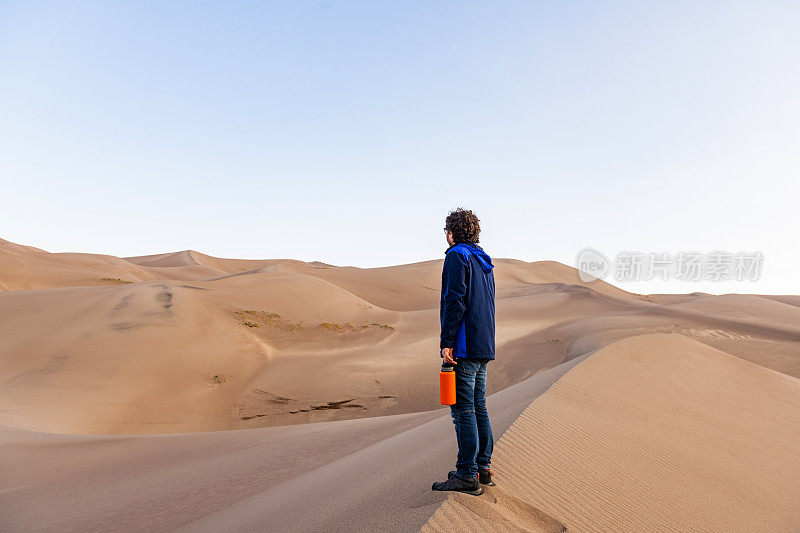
[449,358,494,479]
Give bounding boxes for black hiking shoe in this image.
[447,468,495,486]
[432,473,483,495]
[478,467,496,486]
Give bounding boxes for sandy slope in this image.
[1,238,800,531]
[2,237,799,435]
[0,238,646,434]
[423,334,800,532]
[0,355,589,532]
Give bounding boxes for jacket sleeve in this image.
[440,251,468,349]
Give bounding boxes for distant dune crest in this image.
[1,236,799,435]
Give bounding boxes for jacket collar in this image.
[444,242,482,254]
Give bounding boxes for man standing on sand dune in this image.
[432,208,496,496]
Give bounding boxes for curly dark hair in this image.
[444,208,481,244]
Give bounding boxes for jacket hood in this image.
[448,243,494,272]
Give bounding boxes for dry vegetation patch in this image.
[233,309,395,334]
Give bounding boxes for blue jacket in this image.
[440,243,496,360]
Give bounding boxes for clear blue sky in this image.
[1,1,798,294]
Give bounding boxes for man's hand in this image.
[441,347,456,365]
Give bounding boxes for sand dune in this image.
[0,356,589,532]
[0,238,155,290]
[423,334,800,532]
[3,237,798,435]
[0,238,649,434]
[1,237,799,531]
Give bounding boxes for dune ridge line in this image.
[422,333,800,533]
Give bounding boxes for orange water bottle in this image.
[440,363,456,405]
